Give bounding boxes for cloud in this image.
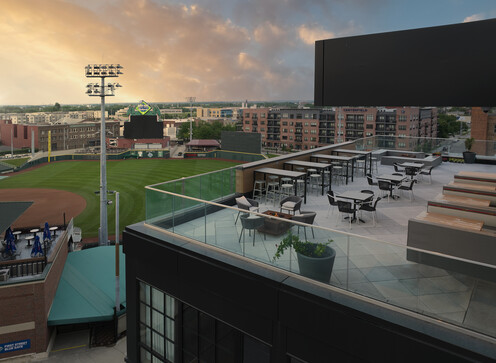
[463,13,486,23]
[298,25,336,45]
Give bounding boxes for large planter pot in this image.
[463,151,476,164]
[297,245,336,283]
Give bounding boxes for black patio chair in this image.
[418,166,433,184]
[292,211,317,240]
[235,196,259,224]
[238,214,266,246]
[393,163,405,174]
[366,173,378,187]
[359,197,382,226]
[336,200,356,229]
[378,180,393,202]
[327,191,339,216]
[398,180,415,201]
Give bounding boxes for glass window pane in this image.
[140,302,147,324]
[139,281,146,302]
[140,348,152,363]
[165,295,175,318]
[166,340,175,362]
[152,288,164,313]
[145,284,151,304]
[140,324,150,348]
[166,317,174,341]
[146,306,151,327]
[153,331,165,357]
[152,310,164,335]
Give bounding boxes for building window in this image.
[260,113,266,118]
[366,124,373,129]
[282,113,289,118]
[366,114,374,121]
[139,281,176,363]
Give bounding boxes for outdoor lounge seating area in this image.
[144,139,496,341]
[407,171,496,279]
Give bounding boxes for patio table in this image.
[283,160,332,195]
[332,149,372,175]
[254,167,307,203]
[337,191,374,223]
[310,154,358,184]
[377,174,407,199]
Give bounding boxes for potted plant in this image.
[463,137,476,164]
[273,232,336,283]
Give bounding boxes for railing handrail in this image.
[145,186,496,271]
[146,165,237,188]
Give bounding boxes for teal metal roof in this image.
[0,201,33,233]
[48,246,126,326]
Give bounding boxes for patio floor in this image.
[164,160,496,339]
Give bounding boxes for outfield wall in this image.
[183,150,265,163]
[15,150,170,171]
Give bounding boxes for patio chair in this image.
[418,166,433,184]
[238,214,266,246]
[405,167,419,182]
[359,197,382,226]
[366,173,378,187]
[378,180,393,202]
[393,163,405,174]
[280,195,302,215]
[336,200,356,229]
[292,211,317,240]
[235,196,259,224]
[398,180,415,201]
[327,191,339,216]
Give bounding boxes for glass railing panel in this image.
[144,188,496,339]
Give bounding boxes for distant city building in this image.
[0,111,108,125]
[0,120,119,151]
[241,106,437,150]
[471,107,496,156]
[195,107,239,120]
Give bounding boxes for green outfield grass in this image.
[0,159,239,238]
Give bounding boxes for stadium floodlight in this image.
[85,64,123,246]
[186,96,196,142]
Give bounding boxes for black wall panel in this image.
[221,131,261,154]
[123,115,163,139]
[315,19,496,107]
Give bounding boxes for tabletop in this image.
[284,160,331,169]
[312,154,357,161]
[30,228,40,233]
[332,149,371,155]
[377,174,406,183]
[338,191,374,202]
[255,167,306,178]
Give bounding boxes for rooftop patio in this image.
[144,138,496,350]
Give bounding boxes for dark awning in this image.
[0,201,33,234]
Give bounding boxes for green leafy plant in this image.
[464,137,475,151]
[273,231,332,261]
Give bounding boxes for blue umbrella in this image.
[43,222,51,242]
[4,229,16,255]
[31,235,44,258]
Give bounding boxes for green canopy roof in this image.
[0,201,33,234]
[48,246,126,325]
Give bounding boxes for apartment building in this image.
[241,107,438,150]
[471,107,496,156]
[195,107,237,119]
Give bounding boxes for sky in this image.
[0,0,495,106]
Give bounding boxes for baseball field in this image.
[0,158,239,239]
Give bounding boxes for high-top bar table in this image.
[310,154,357,184]
[332,149,372,175]
[254,167,307,203]
[283,160,332,195]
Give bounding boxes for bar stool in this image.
[323,170,331,186]
[253,179,266,201]
[280,183,294,199]
[309,174,322,194]
[371,157,379,173]
[295,179,305,195]
[355,159,365,177]
[266,176,280,206]
[332,166,344,185]
[306,169,317,185]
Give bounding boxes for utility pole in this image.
[185,97,196,142]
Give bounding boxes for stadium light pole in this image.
[186,96,196,142]
[85,64,123,246]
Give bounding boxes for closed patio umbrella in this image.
[31,235,44,258]
[4,229,16,256]
[43,222,51,242]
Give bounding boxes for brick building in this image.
[0,120,120,151]
[471,107,496,156]
[241,106,437,150]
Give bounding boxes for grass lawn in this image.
[0,159,239,238]
[1,157,29,167]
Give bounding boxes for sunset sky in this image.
[1,0,495,105]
